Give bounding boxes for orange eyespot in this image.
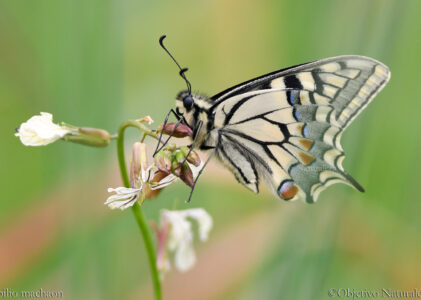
[278,180,299,200]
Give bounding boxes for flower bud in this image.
[167,143,177,152]
[158,122,193,138]
[179,146,189,155]
[180,163,194,189]
[154,150,172,174]
[179,146,201,167]
[138,115,154,125]
[187,151,201,167]
[174,150,185,164]
[130,142,147,188]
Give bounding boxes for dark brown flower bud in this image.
[179,163,194,188]
[158,122,193,138]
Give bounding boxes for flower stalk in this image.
[116,120,162,300]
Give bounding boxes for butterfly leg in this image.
[153,109,183,156]
[187,147,216,203]
[174,120,203,170]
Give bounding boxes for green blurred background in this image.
[1,0,420,299]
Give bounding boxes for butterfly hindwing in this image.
[212,90,346,202]
[216,134,259,193]
[209,56,390,202]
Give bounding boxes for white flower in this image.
[158,208,213,272]
[106,142,177,210]
[15,112,72,146]
[105,166,177,210]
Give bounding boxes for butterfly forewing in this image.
[208,56,390,202]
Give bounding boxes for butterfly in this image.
[157,35,390,203]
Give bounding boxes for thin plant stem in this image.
[116,120,162,300]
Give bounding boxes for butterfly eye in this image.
[183,95,194,110]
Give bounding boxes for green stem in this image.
[116,120,162,300]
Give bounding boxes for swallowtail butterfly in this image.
[158,36,390,203]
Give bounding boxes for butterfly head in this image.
[175,91,197,128]
[176,90,194,113]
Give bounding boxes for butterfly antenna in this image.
[159,35,192,95]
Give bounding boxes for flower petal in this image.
[189,161,204,180]
[163,210,192,251]
[184,208,213,241]
[174,238,196,271]
[150,174,178,190]
[15,112,72,146]
[105,186,141,210]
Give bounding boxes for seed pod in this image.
[64,127,111,147]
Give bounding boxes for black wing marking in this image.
[211,55,390,129]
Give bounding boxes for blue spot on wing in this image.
[287,91,296,105]
[303,124,309,137]
[294,108,301,120]
[289,164,299,172]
